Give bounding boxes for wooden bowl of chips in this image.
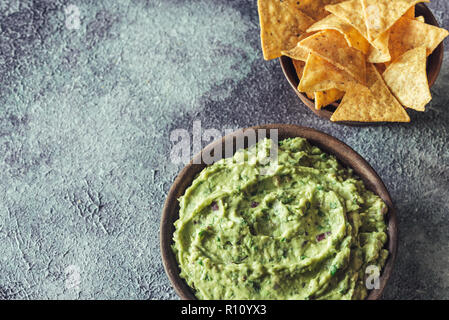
[280,3,444,125]
[161,124,398,300]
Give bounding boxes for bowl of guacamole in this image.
[161,124,397,300]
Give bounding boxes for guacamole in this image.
[172,137,389,300]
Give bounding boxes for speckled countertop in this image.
[0,0,448,300]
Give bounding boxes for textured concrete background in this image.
[0,0,448,300]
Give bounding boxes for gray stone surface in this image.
[0,0,448,300]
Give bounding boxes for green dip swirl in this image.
[172,137,389,300]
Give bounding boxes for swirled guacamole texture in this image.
[172,137,389,300]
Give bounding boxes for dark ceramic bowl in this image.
[280,3,444,125]
[160,124,398,300]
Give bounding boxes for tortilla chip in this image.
[330,85,409,122]
[404,6,415,18]
[371,78,410,122]
[325,0,368,37]
[389,17,449,62]
[365,62,380,87]
[282,32,317,60]
[325,0,393,63]
[331,81,410,122]
[366,62,390,87]
[315,89,345,110]
[416,16,425,23]
[298,53,359,92]
[292,59,306,78]
[292,59,315,98]
[293,0,346,21]
[367,30,391,63]
[374,63,387,75]
[257,0,315,60]
[306,14,370,54]
[383,47,431,111]
[331,63,410,122]
[298,30,366,83]
[283,45,310,62]
[282,33,313,61]
[306,92,315,100]
[361,0,426,42]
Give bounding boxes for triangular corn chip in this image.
[257,0,315,60]
[307,14,370,54]
[315,89,345,110]
[367,30,391,63]
[282,44,310,62]
[330,83,410,122]
[382,46,431,111]
[365,62,381,87]
[389,17,449,62]
[331,63,410,122]
[298,53,359,92]
[292,59,315,98]
[292,59,306,79]
[374,63,387,75]
[325,0,392,62]
[325,0,368,37]
[361,0,427,42]
[298,30,366,83]
[416,16,425,23]
[281,33,314,61]
[370,80,410,121]
[293,0,347,21]
[404,5,415,18]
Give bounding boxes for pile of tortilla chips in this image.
[257,0,448,122]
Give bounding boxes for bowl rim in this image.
[160,124,398,300]
[279,2,444,126]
